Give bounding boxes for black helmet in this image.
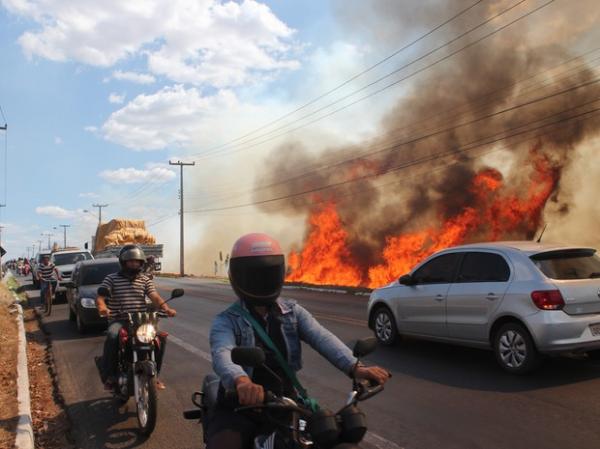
[119,244,146,276]
[229,233,285,306]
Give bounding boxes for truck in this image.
[92,219,163,272]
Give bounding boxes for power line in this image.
[191,0,487,155]
[197,53,600,206]
[193,0,547,160]
[187,102,600,213]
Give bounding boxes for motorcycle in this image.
[184,337,385,448]
[96,288,184,437]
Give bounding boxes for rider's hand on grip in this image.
[353,365,391,386]
[234,376,264,406]
[98,306,111,318]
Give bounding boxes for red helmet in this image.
[229,233,285,305]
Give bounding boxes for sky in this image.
[1,0,595,274]
[0,0,366,268]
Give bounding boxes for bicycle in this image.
[40,278,58,316]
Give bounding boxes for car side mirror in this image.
[170,288,184,299]
[353,337,377,358]
[231,347,266,367]
[399,274,415,286]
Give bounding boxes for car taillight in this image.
[119,327,129,345]
[531,290,565,310]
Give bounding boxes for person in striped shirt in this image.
[36,254,61,307]
[96,245,176,390]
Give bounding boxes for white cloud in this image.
[54,136,62,144]
[101,84,239,150]
[108,92,125,104]
[4,0,299,88]
[99,165,176,184]
[78,192,99,199]
[35,205,76,219]
[110,70,156,85]
[84,125,98,133]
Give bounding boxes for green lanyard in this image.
[231,303,319,412]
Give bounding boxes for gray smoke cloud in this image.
[253,0,600,279]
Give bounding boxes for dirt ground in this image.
[0,277,74,449]
[23,305,74,449]
[0,284,18,449]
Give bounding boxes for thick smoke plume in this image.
[254,0,600,286]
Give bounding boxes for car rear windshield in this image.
[81,263,120,285]
[53,252,92,266]
[531,249,600,280]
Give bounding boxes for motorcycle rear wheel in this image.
[136,374,157,437]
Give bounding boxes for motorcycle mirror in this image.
[170,288,184,299]
[353,337,377,358]
[231,347,266,367]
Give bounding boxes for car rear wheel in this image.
[372,307,398,346]
[587,350,600,360]
[494,322,539,374]
[76,309,87,334]
[69,305,76,322]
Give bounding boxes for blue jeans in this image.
[39,280,56,305]
[101,321,167,382]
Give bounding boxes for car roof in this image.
[52,249,91,255]
[445,241,596,256]
[78,258,119,267]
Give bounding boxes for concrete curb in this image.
[4,272,35,449]
[13,301,35,449]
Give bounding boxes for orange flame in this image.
[286,202,363,286]
[287,146,558,289]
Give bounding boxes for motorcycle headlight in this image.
[80,297,96,309]
[136,323,156,343]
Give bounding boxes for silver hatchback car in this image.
[367,242,600,373]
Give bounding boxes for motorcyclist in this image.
[207,233,390,449]
[96,245,176,391]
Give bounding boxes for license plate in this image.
[590,323,600,337]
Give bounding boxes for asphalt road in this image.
[20,274,600,449]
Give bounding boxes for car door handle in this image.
[434,294,445,301]
[486,293,499,300]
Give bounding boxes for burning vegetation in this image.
[255,1,600,288]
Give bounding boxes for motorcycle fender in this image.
[135,360,156,377]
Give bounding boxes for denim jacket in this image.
[210,298,358,390]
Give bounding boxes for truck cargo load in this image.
[93,219,163,262]
[94,219,156,252]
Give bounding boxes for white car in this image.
[51,249,94,298]
[367,242,600,373]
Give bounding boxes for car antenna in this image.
[536,224,548,243]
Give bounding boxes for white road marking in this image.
[168,332,403,449]
[168,334,212,363]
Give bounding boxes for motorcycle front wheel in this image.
[136,373,157,437]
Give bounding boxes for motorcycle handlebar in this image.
[356,379,384,401]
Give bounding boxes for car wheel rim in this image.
[499,330,527,368]
[375,312,392,342]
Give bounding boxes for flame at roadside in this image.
[287,144,559,288]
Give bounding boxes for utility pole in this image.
[0,204,5,279]
[92,203,108,225]
[169,160,195,277]
[0,225,4,279]
[58,224,70,248]
[37,240,43,253]
[41,232,53,250]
